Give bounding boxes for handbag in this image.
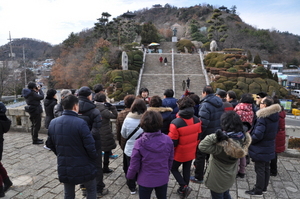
[126,124,140,141]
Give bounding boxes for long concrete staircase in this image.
[139,42,207,99]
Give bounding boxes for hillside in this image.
[0,4,300,95]
[132,5,300,64]
[1,4,299,66]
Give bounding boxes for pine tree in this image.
[253,54,261,65]
[141,22,159,44]
[206,9,228,49]
[247,50,252,62]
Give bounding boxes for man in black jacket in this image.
[22,82,44,144]
[77,86,108,197]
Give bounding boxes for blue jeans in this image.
[64,178,96,199]
[139,183,168,199]
[210,189,231,199]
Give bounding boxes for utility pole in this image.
[8,31,15,59]
[8,31,17,102]
[23,45,27,87]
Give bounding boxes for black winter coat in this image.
[198,94,224,140]
[249,104,281,162]
[78,96,102,150]
[44,97,57,129]
[54,103,63,118]
[95,102,118,151]
[46,110,98,184]
[22,88,44,115]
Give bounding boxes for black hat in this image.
[78,86,92,97]
[216,89,227,98]
[0,102,6,114]
[256,92,267,98]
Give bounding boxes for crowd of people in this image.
[0,82,285,199]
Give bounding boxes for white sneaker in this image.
[130,188,137,195]
[43,145,51,151]
[130,191,136,195]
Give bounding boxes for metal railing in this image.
[136,50,147,96]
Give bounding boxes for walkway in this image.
[2,131,300,198]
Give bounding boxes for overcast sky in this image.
[0,0,299,47]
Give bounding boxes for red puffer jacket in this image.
[168,115,201,162]
[275,109,286,153]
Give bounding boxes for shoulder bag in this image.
[126,124,140,141]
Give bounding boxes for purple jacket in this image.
[127,131,174,187]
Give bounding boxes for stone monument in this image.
[172,27,177,42]
[122,51,128,70]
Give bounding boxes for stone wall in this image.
[6,107,116,135]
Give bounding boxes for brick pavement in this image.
[2,131,300,199]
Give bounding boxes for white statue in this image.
[210,40,217,52]
[121,51,128,70]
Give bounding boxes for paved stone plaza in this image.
[2,131,300,199]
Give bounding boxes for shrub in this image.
[114,76,123,83]
[223,81,236,90]
[216,77,228,83]
[245,78,254,84]
[226,57,236,65]
[288,137,300,149]
[237,77,246,83]
[236,59,244,65]
[211,82,226,91]
[232,89,244,99]
[253,66,267,78]
[279,87,288,97]
[224,62,232,68]
[176,39,195,53]
[249,82,261,94]
[216,61,225,68]
[236,81,248,92]
[227,67,237,73]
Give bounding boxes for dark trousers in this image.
[0,162,8,186]
[64,178,96,199]
[123,152,128,174]
[0,135,3,161]
[103,151,110,170]
[171,160,192,188]
[210,189,231,199]
[254,161,270,193]
[80,149,105,193]
[29,113,42,141]
[194,148,209,180]
[125,154,136,190]
[96,149,105,192]
[139,183,168,199]
[270,153,278,175]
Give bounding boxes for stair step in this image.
[139,42,208,100]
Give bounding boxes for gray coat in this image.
[95,102,118,151]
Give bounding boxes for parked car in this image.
[291,90,300,98]
[112,100,125,111]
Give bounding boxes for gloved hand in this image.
[215,129,228,142]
